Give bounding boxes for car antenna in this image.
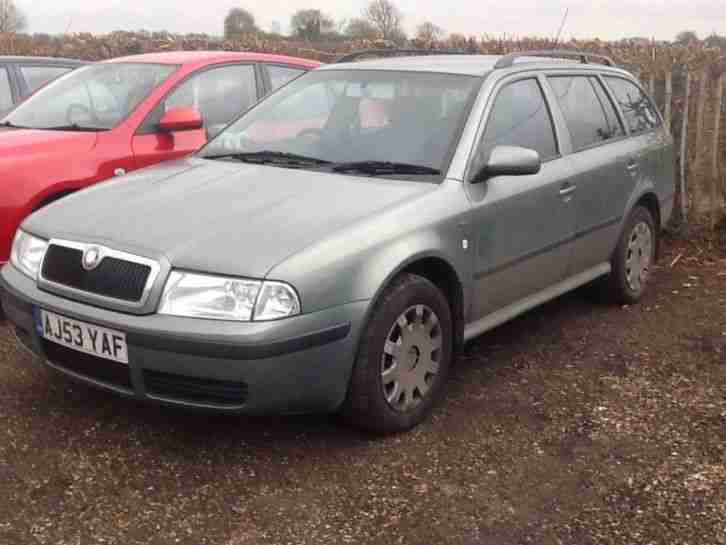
[552,7,569,48]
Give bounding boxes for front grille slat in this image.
[42,244,151,302]
[42,341,132,390]
[144,370,248,406]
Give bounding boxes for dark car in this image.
[0,56,85,115]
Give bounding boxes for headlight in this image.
[158,271,301,322]
[10,230,48,279]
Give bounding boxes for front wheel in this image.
[341,273,453,434]
[605,206,657,304]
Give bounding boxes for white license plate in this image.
[35,309,128,364]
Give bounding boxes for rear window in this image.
[604,76,660,134]
[548,76,623,151]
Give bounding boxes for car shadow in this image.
[14,286,614,458]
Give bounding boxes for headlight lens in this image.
[10,230,48,279]
[254,281,302,321]
[158,271,301,322]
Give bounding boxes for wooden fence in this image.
[2,32,726,228]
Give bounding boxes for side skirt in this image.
[463,263,611,343]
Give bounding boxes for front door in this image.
[132,63,260,170]
[467,76,576,319]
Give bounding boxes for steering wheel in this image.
[66,102,99,126]
[297,128,324,140]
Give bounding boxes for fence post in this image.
[710,73,724,230]
[692,70,708,217]
[680,71,691,220]
[664,69,673,132]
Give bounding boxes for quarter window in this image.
[604,76,660,134]
[548,76,622,151]
[20,65,73,94]
[0,67,12,112]
[476,78,558,168]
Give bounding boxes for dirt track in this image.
[1,236,725,545]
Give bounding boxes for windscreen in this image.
[201,69,480,175]
[3,63,177,131]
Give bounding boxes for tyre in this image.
[341,273,453,434]
[604,206,657,305]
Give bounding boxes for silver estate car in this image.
[1,50,674,433]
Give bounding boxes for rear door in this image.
[603,76,669,212]
[467,74,576,318]
[132,63,260,169]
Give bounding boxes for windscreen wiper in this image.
[331,161,441,176]
[206,151,331,167]
[41,124,107,132]
[0,120,28,129]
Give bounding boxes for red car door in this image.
[131,63,260,169]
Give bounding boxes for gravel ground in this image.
[1,236,725,545]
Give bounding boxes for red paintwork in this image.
[158,107,204,132]
[0,51,320,263]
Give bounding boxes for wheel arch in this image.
[362,251,467,357]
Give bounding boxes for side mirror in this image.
[158,107,203,133]
[471,145,542,183]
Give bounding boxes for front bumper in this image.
[1,264,368,415]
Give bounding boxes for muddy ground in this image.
[1,236,725,545]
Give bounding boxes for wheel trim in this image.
[625,221,653,293]
[381,304,442,413]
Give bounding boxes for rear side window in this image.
[0,67,12,112]
[604,76,660,134]
[477,78,558,164]
[590,77,625,139]
[266,65,304,91]
[548,76,622,151]
[20,65,73,94]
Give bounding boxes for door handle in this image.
[559,184,576,197]
[626,161,639,172]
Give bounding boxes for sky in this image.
[16,0,726,41]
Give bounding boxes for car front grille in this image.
[41,244,151,302]
[42,340,133,390]
[143,370,248,407]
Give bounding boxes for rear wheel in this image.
[341,273,453,434]
[604,206,656,304]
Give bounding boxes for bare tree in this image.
[0,0,27,34]
[675,30,698,45]
[416,21,444,44]
[363,0,404,42]
[224,7,257,39]
[345,18,380,41]
[290,9,335,41]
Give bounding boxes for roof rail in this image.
[494,49,616,69]
[336,49,469,63]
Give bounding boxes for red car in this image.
[0,51,320,266]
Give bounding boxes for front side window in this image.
[202,70,480,178]
[143,64,258,137]
[0,67,12,112]
[20,65,73,94]
[3,63,177,131]
[604,76,660,134]
[473,78,558,171]
[549,76,623,150]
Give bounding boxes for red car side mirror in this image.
[158,107,203,133]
